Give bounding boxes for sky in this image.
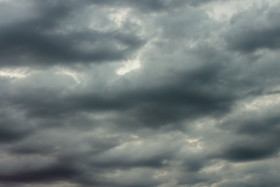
[0,0,280,186]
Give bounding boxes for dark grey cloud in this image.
[0,0,144,67]
[0,23,144,67]
[219,139,279,161]
[0,163,80,183]
[0,0,222,68]
[1,0,280,187]
[1,54,237,128]
[87,0,223,11]
[227,26,280,52]
[0,107,35,143]
[215,106,280,162]
[225,5,280,53]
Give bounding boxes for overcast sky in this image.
[0,0,280,186]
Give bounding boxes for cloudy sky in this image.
[0,0,280,186]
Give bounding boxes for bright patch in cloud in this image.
[55,68,83,84]
[116,57,141,75]
[0,68,29,79]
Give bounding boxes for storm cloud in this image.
[0,0,280,186]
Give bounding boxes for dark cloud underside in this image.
[0,0,280,187]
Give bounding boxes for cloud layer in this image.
[0,0,280,186]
